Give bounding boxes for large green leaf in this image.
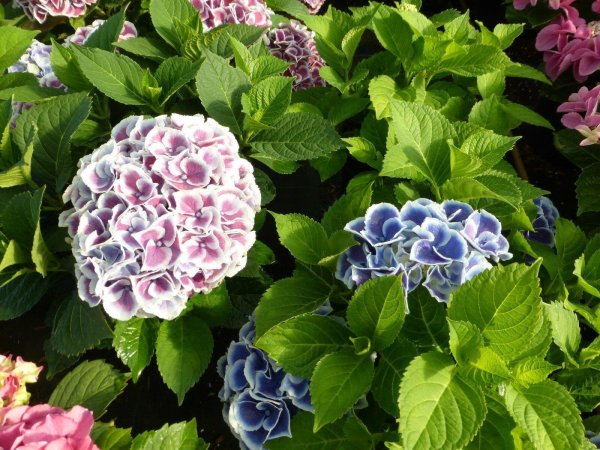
[13,93,91,193]
[149,0,199,50]
[91,423,132,450]
[447,262,545,363]
[131,420,208,450]
[113,318,160,382]
[0,272,49,320]
[576,163,600,215]
[346,276,406,350]
[399,351,486,450]
[156,315,213,404]
[440,43,509,77]
[272,212,330,264]
[558,366,600,412]
[0,26,39,73]
[250,112,342,161]
[544,302,581,365]
[504,380,583,450]
[49,360,130,418]
[372,6,413,67]
[243,76,293,126]
[255,314,352,378]
[466,393,516,450]
[266,412,353,450]
[311,350,374,431]
[401,287,449,349]
[155,57,201,104]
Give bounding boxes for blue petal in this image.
[435,229,468,261]
[442,200,473,224]
[228,359,249,393]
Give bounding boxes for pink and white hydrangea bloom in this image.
[65,19,138,46]
[300,0,325,14]
[0,404,98,450]
[0,355,42,408]
[189,0,272,31]
[60,114,261,321]
[266,21,326,91]
[13,0,97,23]
[558,84,600,145]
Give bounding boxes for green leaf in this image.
[368,75,410,120]
[576,163,600,215]
[469,96,511,135]
[465,393,516,450]
[13,93,91,192]
[248,55,291,83]
[113,318,159,382]
[91,423,132,450]
[243,75,293,125]
[131,420,208,450]
[0,26,39,73]
[196,51,250,135]
[493,23,524,49]
[504,380,583,450]
[372,336,418,416]
[49,291,113,356]
[447,262,545,363]
[266,412,353,450]
[83,10,126,51]
[343,136,383,170]
[402,287,449,349]
[501,100,554,130]
[505,62,551,84]
[155,315,213,404]
[250,112,342,161]
[149,0,198,50]
[265,0,310,18]
[256,314,352,378]
[399,352,487,450]
[477,70,505,99]
[440,43,510,77]
[71,46,148,106]
[187,283,231,326]
[50,42,92,91]
[544,302,581,365]
[556,218,587,286]
[513,357,559,387]
[115,37,172,62]
[49,360,130,418]
[155,57,200,104]
[200,24,264,59]
[372,6,413,67]
[346,276,406,350]
[1,187,43,251]
[311,350,374,431]
[272,212,330,264]
[255,271,330,338]
[557,366,600,412]
[0,272,48,320]
[381,100,455,188]
[321,173,374,235]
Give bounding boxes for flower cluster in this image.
[558,84,600,145]
[59,114,261,321]
[13,0,97,23]
[532,0,600,81]
[266,21,326,91]
[65,19,138,46]
[0,355,41,408]
[218,318,314,450]
[523,196,559,247]
[0,404,98,450]
[300,0,325,14]
[336,199,512,303]
[189,0,272,31]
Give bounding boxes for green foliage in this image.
[131,420,208,450]
[113,318,160,382]
[0,26,38,73]
[91,423,133,450]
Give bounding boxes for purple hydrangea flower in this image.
[59,114,261,321]
[218,318,313,450]
[523,196,559,247]
[65,19,138,46]
[336,200,512,304]
[300,0,325,14]
[13,0,97,23]
[266,21,326,91]
[189,0,272,31]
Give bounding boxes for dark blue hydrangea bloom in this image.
[336,199,512,304]
[586,430,600,448]
[523,196,559,247]
[218,317,313,450]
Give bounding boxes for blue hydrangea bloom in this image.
[336,199,512,304]
[218,318,313,450]
[586,431,600,449]
[523,196,559,247]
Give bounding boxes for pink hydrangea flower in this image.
[300,0,325,14]
[266,21,326,91]
[0,404,98,450]
[558,84,600,145]
[189,0,272,31]
[0,355,42,408]
[13,0,97,23]
[59,114,261,321]
[65,19,138,46]
[594,0,600,14]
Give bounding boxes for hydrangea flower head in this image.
[300,0,325,14]
[65,19,138,46]
[13,0,97,23]
[558,85,600,145]
[336,200,512,304]
[218,317,313,450]
[0,355,42,408]
[0,404,98,450]
[189,0,272,31]
[59,114,261,321]
[523,196,559,247]
[266,21,326,91]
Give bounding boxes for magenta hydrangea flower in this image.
[59,114,261,321]
[266,21,326,91]
[189,0,272,31]
[557,84,600,145]
[13,0,97,23]
[0,404,98,450]
[0,355,42,408]
[300,0,325,14]
[65,19,138,46]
